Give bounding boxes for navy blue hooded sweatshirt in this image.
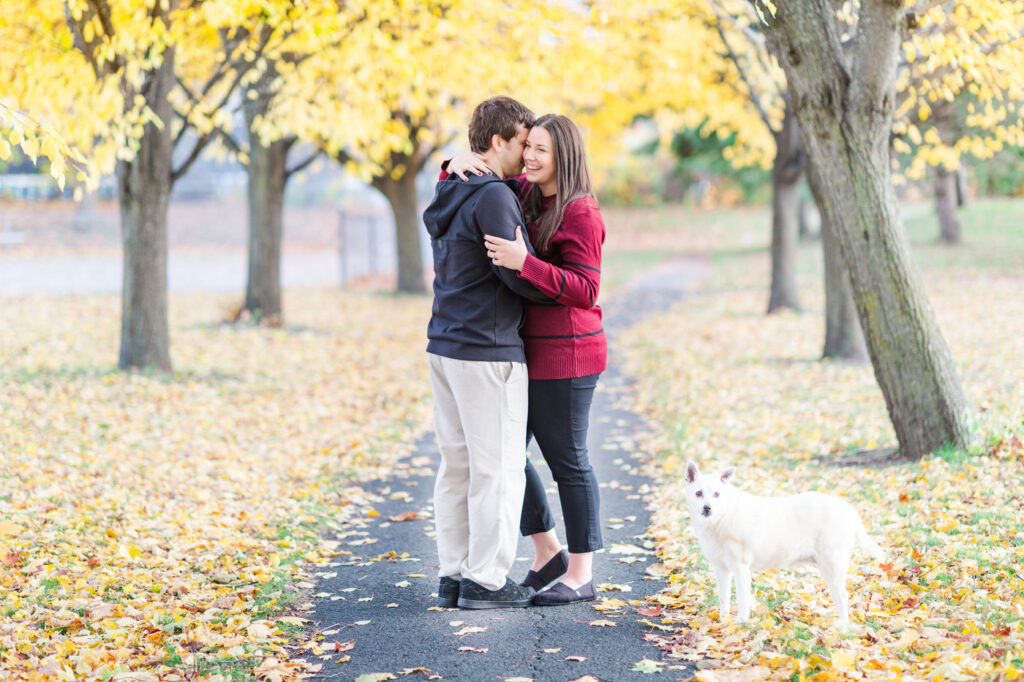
[423,172,546,362]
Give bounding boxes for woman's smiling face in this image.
[523,125,556,195]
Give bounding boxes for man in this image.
[422,96,543,609]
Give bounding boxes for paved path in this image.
[306,257,707,682]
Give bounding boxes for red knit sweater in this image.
[516,181,607,380]
[437,168,607,380]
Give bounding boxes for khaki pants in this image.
[427,353,528,591]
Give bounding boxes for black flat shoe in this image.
[532,580,596,606]
[520,549,569,591]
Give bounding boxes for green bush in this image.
[597,120,771,208]
[972,146,1024,197]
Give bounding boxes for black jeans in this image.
[519,373,603,553]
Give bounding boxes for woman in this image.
[446,114,606,605]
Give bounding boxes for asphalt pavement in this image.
[306,257,707,682]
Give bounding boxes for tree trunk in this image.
[810,166,868,362]
[955,165,968,207]
[932,100,962,243]
[117,48,175,372]
[767,92,804,313]
[798,194,821,240]
[243,96,288,323]
[373,169,426,294]
[766,0,974,458]
[935,166,961,244]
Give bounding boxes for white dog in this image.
[684,461,885,625]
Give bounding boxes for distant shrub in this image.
[972,146,1024,197]
[598,157,666,207]
[597,121,771,208]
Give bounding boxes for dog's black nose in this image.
[702,505,711,517]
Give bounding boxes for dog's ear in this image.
[720,467,736,482]
[685,461,699,483]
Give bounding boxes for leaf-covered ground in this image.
[617,201,1024,680]
[3,198,1022,681]
[0,291,433,680]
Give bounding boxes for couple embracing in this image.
[423,96,607,609]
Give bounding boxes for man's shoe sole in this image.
[457,597,533,609]
[437,597,459,608]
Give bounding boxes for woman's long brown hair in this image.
[522,114,595,253]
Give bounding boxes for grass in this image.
[904,197,1024,271]
[602,249,674,292]
[604,196,1024,288]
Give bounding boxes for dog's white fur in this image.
[684,461,885,625]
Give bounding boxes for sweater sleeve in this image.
[474,184,548,302]
[518,199,605,309]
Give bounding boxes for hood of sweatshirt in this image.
[423,173,521,240]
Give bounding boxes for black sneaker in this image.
[521,549,569,591]
[457,577,535,609]
[437,576,460,608]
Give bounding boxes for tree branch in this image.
[171,131,212,183]
[173,23,278,150]
[907,0,953,17]
[172,77,204,150]
[85,0,118,43]
[215,127,243,156]
[285,147,322,180]
[67,0,123,77]
[710,2,777,133]
[709,0,766,48]
[746,0,778,27]
[849,0,903,114]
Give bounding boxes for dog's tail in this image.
[855,518,887,561]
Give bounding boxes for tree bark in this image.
[955,165,968,207]
[117,48,175,372]
[767,92,804,313]
[798,195,821,240]
[933,101,962,244]
[763,0,974,458]
[810,162,868,362]
[242,90,288,323]
[373,167,426,294]
[935,165,961,244]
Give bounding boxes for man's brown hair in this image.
[468,96,535,153]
